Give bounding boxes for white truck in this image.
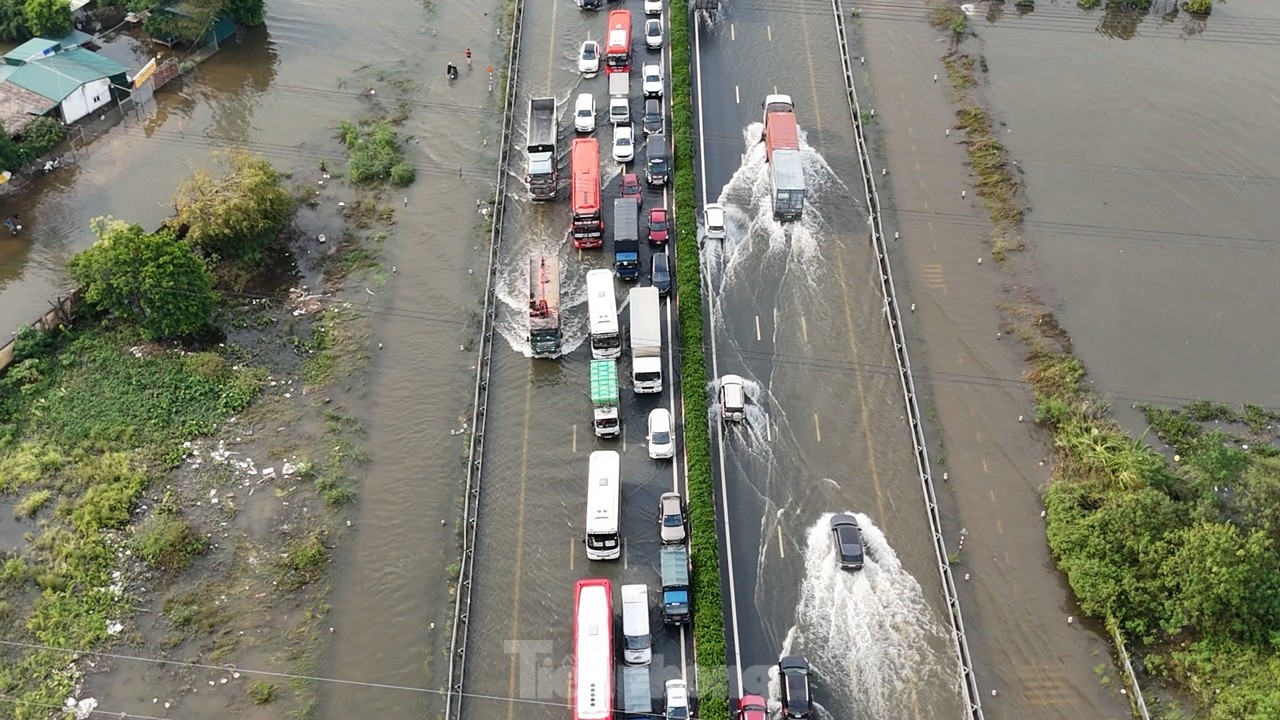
[590,359,620,438]
[609,72,630,125]
[628,286,662,394]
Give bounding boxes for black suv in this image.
[829,513,865,571]
[778,656,812,719]
[643,99,662,135]
[646,134,669,186]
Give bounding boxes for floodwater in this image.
[969,0,1280,412]
[0,0,504,717]
[691,5,965,718]
[457,3,693,720]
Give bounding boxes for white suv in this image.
[704,203,726,241]
[665,679,689,720]
[574,93,595,133]
[612,124,635,163]
[645,0,663,15]
[642,64,664,99]
[647,408,674,460]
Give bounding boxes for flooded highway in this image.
[456,4,692,720]
[691,4,965,719]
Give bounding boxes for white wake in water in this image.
[702,123,859,337]
[783,512,962,720]
[493,227,588,358]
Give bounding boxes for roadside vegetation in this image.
[670,11,729,720]
[928,2,1276,716]
[0,141,389,715]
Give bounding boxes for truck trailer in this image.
[613,198,641,281]
[628,286,662,394]
[528,254,562,356]
[590,359,620,438]
[762,94,805,221]
[609,72,631,125]
[660,545,690,625]
[526,98,558,201]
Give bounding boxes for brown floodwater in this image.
[0,0,501,716]
[969,0,1280,413]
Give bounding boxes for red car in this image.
[737,695,768,720]
[647,207,670,245]
[621,172,643,208]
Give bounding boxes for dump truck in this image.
[528,254,562,356]
[762,94,805,221]
[526,98,558,201]
[628,286,662,394]
[660,545,690,625]
[590,359,620,438]
[613,197,641,281]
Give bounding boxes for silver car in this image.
[719,374,745,422]
[659,492,686,544]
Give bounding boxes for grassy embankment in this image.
[0,97,415,716]
[929,3,1280,717]
[671,9,730,720]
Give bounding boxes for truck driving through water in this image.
[613,198,641,281]
[762,94,805,221]
[586,269,622,359]
[590,359,620,438]
[526,98,558,201]
[628,286,662,393]
[660,545,690,625]
[528,254,561,356]
[571,138,605,248]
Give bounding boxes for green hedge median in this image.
[670,9,730,720]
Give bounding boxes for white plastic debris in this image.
[106,621,123,635]
[262,467,277,480]
[65,697,97,719]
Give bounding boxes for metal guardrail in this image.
[1111,622,1153,720]
[828,1,986,717]
[442,0,527,717]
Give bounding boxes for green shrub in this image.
[670,9,729,720]
[16,116,64,160]
[134,513,207,572]
[337,119,415,187]
[274,529,329,591]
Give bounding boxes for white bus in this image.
[586,269,622,360]
[573,579,613,720]
[585,450,621,561]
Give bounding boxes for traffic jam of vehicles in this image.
[524,3,850,720]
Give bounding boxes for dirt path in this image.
[856,11,1133,720]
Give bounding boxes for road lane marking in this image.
[768,25,773,42]
[833,242,888,529]
[731,23,736,41]
[622,423,626,452]
[547,0,559,90]
[623,538,629,569]
[505,375,535,720]
[996,520,1004,534]
[799,5,823,128]
[975,430,983,443]
[735,85,740,104]
[764,413,772,442]
[572,423,578,453]
[777,525,785,558]
[814,413,822,442]
[755,315,761,341]
[693,18,745,698]
[989,490,997,503]
[570,537,575,571]
[801,315,808,342]
[982,459,989,473]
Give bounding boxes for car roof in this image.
[779,655,809,670]
[722,373,743,385]
[623,172,639,184]
[831,513,859,527]
[650,207,666,217]
[644,64,661,73]
[652,253,669,270]
[649,407,671,424]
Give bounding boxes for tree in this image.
[172,149,294,261]
[68,217,218,339]
[224,0,266,26]
[1160,521,1280,644]
[0,0,32,42]
[23,0,71,38]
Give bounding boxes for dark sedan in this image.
[650,252,672,297]
[778,656,812,719]
[829,513,865,571]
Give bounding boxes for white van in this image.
[620,584,652,666]
[575,93,596,133]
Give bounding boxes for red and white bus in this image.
[604,10,632,75]
[570,138,604,248]
[572,579,614,720]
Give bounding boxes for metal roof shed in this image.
[6,50,129,124]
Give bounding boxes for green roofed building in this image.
[0,37,130,126]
